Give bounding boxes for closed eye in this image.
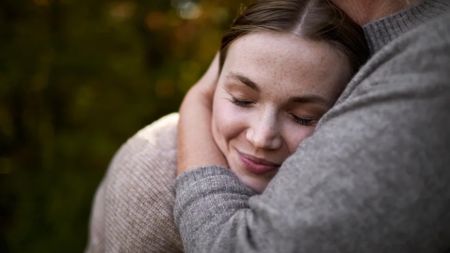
[230,96,254,107]
[289,113,317,126]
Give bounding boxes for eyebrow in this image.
[227,72,259,91]
[289,95,331,107]
[227,72,330,107]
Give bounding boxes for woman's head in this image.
[219,0,369,74]
[212,0,369,192]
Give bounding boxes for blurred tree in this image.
[0,0,248,252]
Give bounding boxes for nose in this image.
[246,110,282,150]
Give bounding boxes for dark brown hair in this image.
[219,0,369,74]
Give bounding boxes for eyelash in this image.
[289,113,317,126]
[230,95,318,127]
[230,96,254,107]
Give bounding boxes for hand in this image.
[177,54,228,175]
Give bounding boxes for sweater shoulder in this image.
[99,113,182,252]
[108,113,179,172]
[134,112,179,149]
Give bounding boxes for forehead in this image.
[221,31,351,98]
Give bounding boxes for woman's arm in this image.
[177,53,227,174]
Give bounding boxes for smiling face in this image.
[212,31,352,192]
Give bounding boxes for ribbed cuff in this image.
[174,166,255,226]
[363,0,450,53]
[176,166,232,188]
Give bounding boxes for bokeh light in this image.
[0,0,248,252]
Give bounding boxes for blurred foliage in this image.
[0,0,249,252]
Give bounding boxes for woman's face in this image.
[212,31,352,192]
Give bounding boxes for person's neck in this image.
[331,0,422,25]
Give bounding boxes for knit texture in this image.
[363,0,450,53]
[86,113,182,253]
[174,1,450,252]
[86,0,450,252]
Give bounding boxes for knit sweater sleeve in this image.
[86,113,183,253]
[174,12,450,253]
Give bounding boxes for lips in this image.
[237,150,280,175]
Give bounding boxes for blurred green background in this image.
[0,0,246,252]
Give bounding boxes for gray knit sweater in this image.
[86,1,450,252]
[174,1,450,253]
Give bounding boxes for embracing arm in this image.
[175,14,450,253]
[177,53,227,173]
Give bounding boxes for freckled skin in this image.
[211,31,352,192]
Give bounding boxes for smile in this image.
[237,150,280,175]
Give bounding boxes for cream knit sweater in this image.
[86,113,182,253]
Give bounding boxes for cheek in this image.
[284,124,316,154]
[212,97,247,154]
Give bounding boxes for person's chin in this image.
[242,175,268,193]
[232,168,268,193]
[227,155,263,193]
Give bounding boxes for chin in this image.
[237,173,268,193]
[226,157,269,193]
[227,155,268,193]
